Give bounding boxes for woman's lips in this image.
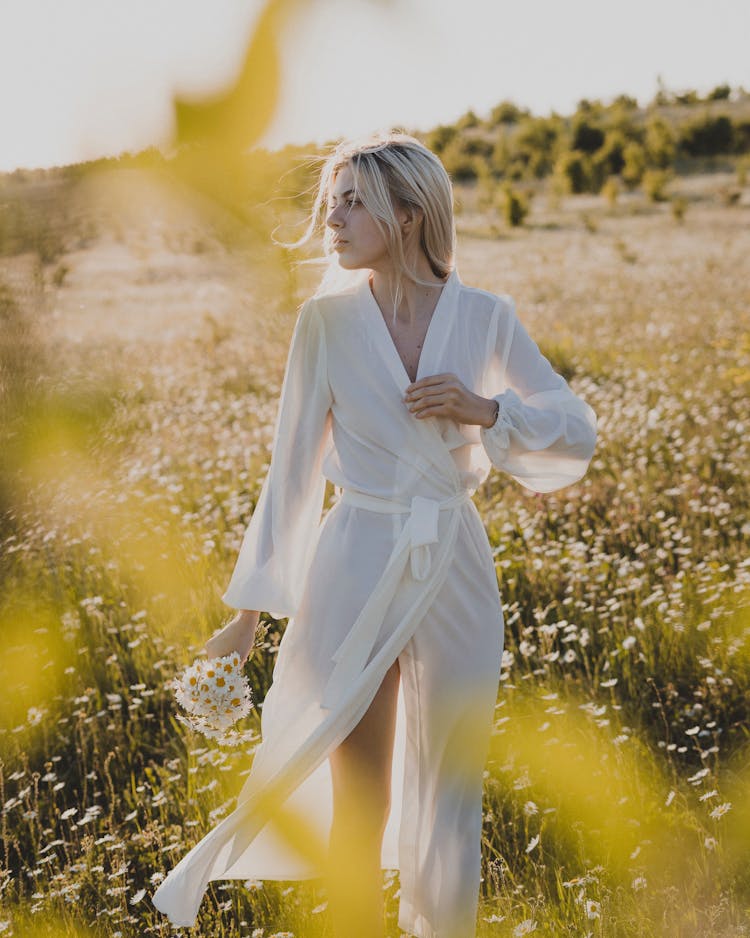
[333,239,348,249]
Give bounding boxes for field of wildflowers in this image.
[1,165,748,937]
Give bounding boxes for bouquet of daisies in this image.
[170,651,255,745]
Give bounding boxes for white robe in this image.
[151,267,597,937]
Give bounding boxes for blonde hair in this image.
[280,130,457,316]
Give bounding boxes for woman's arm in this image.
[479,296,597,493]
[221,297,333,617]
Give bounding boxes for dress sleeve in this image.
[221,297,333,617]
[480,295,597,493]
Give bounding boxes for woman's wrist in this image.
[478,397,500,429]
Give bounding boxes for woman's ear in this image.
[399,202,424,236]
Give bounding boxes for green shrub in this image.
[441,139,479,182]
[489,100,528,125]
[425,124,458,155]
[502,184,529,227]
[514,116,565,178]
[490,136,512,177]
[671,196,687,223]
[612,93,639,110]
[571,118,606,154]
[456,109,480,130]
[554,151,591,194]
[679,114,734,156]
[622,142,647,188]
[645,116,676,168]
[642,168,672,202]
[733,120,750,155]
[674,89,700,105]
[463,136,494,159]
[707,83,731,100]
[594,130,627,177]
[602,176,620,207]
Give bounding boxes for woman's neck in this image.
[369,255,447,324]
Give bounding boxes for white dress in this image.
[151,267,597,937]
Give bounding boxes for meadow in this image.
[1,161,749,938]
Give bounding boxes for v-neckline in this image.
[362,268,458,392]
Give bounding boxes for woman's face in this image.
[325,163,398,272]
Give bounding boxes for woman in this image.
[152,132,597,937]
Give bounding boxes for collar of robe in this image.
[359,266,461,395]
[357,266,464,491]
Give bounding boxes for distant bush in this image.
[602,176,620,207]
[645,116,676,168]
[554,151,591,194]
[679,114,734,156]
[489,101,528,125]
[441,139,479,182]
[612,94,639,110]
[733,120,750,154]
[502,184,529,227]
[425,124,458,155]
[456,109,480,130]
[571,118,606,154]
[642,168,672,202]
[514,116,565,178]
[707,84,731,101]
[674,89,700,106]
[622,142,647,188]
[594,130,627,178]
[671,196,687,223]
[463,136,494,159]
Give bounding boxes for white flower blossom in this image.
[585,899,601,919]
[709,802,732,820]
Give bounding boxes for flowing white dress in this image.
[151,267,597,937]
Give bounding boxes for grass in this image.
[0,165,749,937]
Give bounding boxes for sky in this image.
[0,0,748,173]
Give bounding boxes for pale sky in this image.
[1,0,748,173]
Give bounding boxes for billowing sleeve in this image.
[480,295,597,493]
[221,297,333,617]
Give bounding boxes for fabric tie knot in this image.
[408,495,440,581]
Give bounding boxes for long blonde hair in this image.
[280,130,457,316]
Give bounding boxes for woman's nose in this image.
[326,205,343,228]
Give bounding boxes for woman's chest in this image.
[380,314,433,385]
[325,306,491,410]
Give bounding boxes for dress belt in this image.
[320,487,471,709]
[338,488,471,581]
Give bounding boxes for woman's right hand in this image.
[205,610,260,665]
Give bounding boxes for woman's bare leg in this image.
[327,658,400,938]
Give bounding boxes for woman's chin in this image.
[335,255,365,270]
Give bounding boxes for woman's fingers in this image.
[410,393,450,417]
[406,380,467,419]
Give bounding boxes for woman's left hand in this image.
[403,373,498,428]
